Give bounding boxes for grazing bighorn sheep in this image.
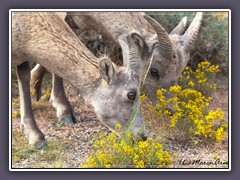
[68,12,203,104]
[29,12,167,124]
[12,12,148,147]
[30,12,202,123]
[143,12,203,103]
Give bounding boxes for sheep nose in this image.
[141,134,148,141]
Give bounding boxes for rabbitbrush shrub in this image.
[141,85,227,143]
[141,61,227,143]
[81,124,173,168]
[179,61,219,97]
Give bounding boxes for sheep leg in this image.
[17,62,46,148]
[30,64,47,101]
[50,74,76,124]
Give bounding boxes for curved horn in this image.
[119,34,140,73]
[144,15,173,59]
[181,12,203,52]
[170,16,187,35]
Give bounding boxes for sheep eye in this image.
[127,91,136,101]
[150,68,159,77]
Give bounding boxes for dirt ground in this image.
[11,75,229,169]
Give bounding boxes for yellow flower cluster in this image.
[217,12,228,21]
[81,125,173,168]
[142,85,227,143]
[140,93,147,102]
[194,108,226,140]
[12,111,21,118]
[42,90,51,100]
[179,61,219,97]
[12,98,20,108]
[12,98,21,118]
[214,125,228,143]
[30,89,36,96]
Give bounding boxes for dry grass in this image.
[12,130,66,168]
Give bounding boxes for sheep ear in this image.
[170,16,187,35]
[99,59,115,84]
[130,32,149,57]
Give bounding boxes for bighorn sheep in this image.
[29,12,167,124]
[143,12,203,102]
[12,12,148,147]
[30,12,202,123]
[67,12,203,103]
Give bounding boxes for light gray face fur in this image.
[91,35,147,140]
[143,35,190,103]
[91,61,146,139]
[142,12,202,104]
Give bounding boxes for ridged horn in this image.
[119,34,140,73]
[181,12,203,52]
[144,15,173,59]
[170,16,187,35]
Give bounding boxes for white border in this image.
[9,9,231,171]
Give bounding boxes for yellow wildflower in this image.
[136,160,145,168]
[115,124,122,132]
[214,127,227,143]
[169,85,182,93]
[188,81,195,87]
[140,94,146,102]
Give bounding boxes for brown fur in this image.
[12,12,147,147]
